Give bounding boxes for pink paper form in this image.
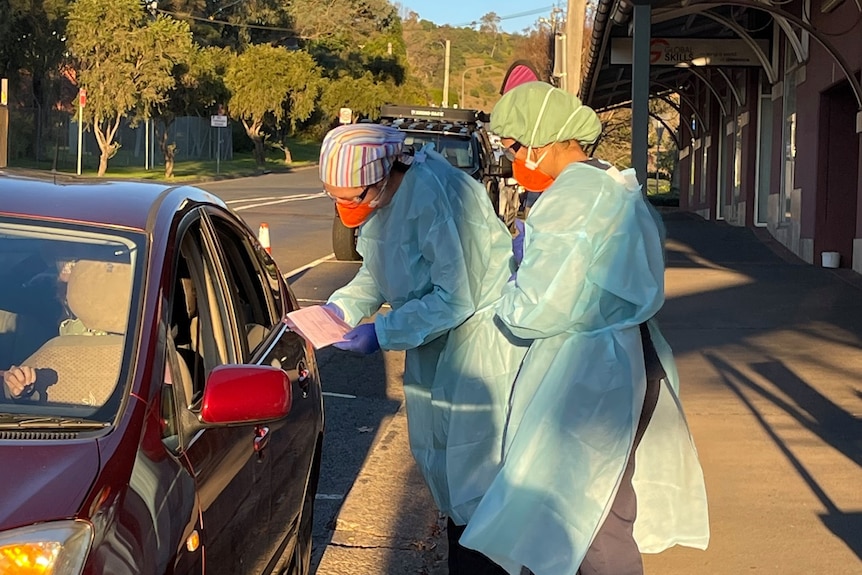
[284,305,352,349]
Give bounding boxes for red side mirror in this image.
[200,365,292,425]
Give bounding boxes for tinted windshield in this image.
[0,219,144,423]
[403,134,478,171]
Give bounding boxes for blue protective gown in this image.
[328,147,529,524]
[460,162,709,575]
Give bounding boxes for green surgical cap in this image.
[491,81,602,146]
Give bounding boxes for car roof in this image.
[0,171,226,231]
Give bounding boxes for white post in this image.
[145,117,150,170]
[76,97,83,175]
[442,40,451,107]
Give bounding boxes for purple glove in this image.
[512,219,525,266]
[322,302,344,321]
[333,323,380,354]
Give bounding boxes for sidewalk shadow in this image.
[704,352,862,562]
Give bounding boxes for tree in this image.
[67,0,193,176]
[225,45,322,167]
[286,0,399,43]
[155,45,231,178]
[0,0,71,160]
[478,12,500,35]
[319,73,387,122]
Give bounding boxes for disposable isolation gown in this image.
[328,147,529,524]
[460,162,709,575]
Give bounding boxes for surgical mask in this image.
[512,156,554,191]
[335,174,391,228]
[336,202,376,228]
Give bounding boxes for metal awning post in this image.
[631,0,652,186]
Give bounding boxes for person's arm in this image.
[327,263,386,327]
[375,215,476,351]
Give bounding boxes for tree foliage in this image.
[225,44,322,166]
[0,0,71,159]
[68,0,193,175]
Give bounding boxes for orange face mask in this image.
[336,202,376,228]
[512,157,555,192]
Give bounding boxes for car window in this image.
[402,134,478,171]
[208,215,281,361]
[438,137,475,168]
[0,218,143,421]
[166,216,229,407]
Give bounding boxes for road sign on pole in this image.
[211,115,228,174]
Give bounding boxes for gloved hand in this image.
[512,219,525,266]
[322,302,345,321]
[333,323,380,354]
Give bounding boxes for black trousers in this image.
[447,518,509,575]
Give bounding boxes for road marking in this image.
[284,253,336,281]
[315,494,345,500]
[322,391,358,399]
[229,192,325,211]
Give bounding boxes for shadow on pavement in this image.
[705,353,862,562]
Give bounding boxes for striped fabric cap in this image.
[319,124,406,187]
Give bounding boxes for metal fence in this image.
[10,107,234,170]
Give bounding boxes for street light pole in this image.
[460,64,494,109]
[442,39,451,107]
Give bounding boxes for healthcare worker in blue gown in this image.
[318,124,529,574]
[460,82,710,575]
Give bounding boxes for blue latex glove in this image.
[333,323,380,354]
[322,302,345,321]
[512,219,525,266]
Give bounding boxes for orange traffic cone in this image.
[258,223,271,255]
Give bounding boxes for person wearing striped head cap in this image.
[460,82,709,575]
[318,123,529,574]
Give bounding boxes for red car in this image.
[0,173,323,574]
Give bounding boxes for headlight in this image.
[0,520,92,575]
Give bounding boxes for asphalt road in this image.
[198,170,404,572]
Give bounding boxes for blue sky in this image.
[399,2,560,34]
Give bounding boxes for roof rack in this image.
[380,104,484,124]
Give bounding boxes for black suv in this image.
[331,104,517,261]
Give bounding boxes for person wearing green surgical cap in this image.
[318,124,530,574]
[459,82,710,575]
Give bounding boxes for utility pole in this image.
[76,88,86,176]
[0,78,8,168]
[566,0,587,95]
[442,39,451,107]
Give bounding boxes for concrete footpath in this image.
[315,212,862,575]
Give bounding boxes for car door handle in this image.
[253,425,270,454]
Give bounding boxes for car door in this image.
[205,208,323,568]
[165,210,273,574]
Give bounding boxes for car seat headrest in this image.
[66,260,133,334]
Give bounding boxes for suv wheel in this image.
[332,215,361,261]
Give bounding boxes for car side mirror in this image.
[200,364,292,425]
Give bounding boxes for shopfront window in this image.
[780,66,798,221]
